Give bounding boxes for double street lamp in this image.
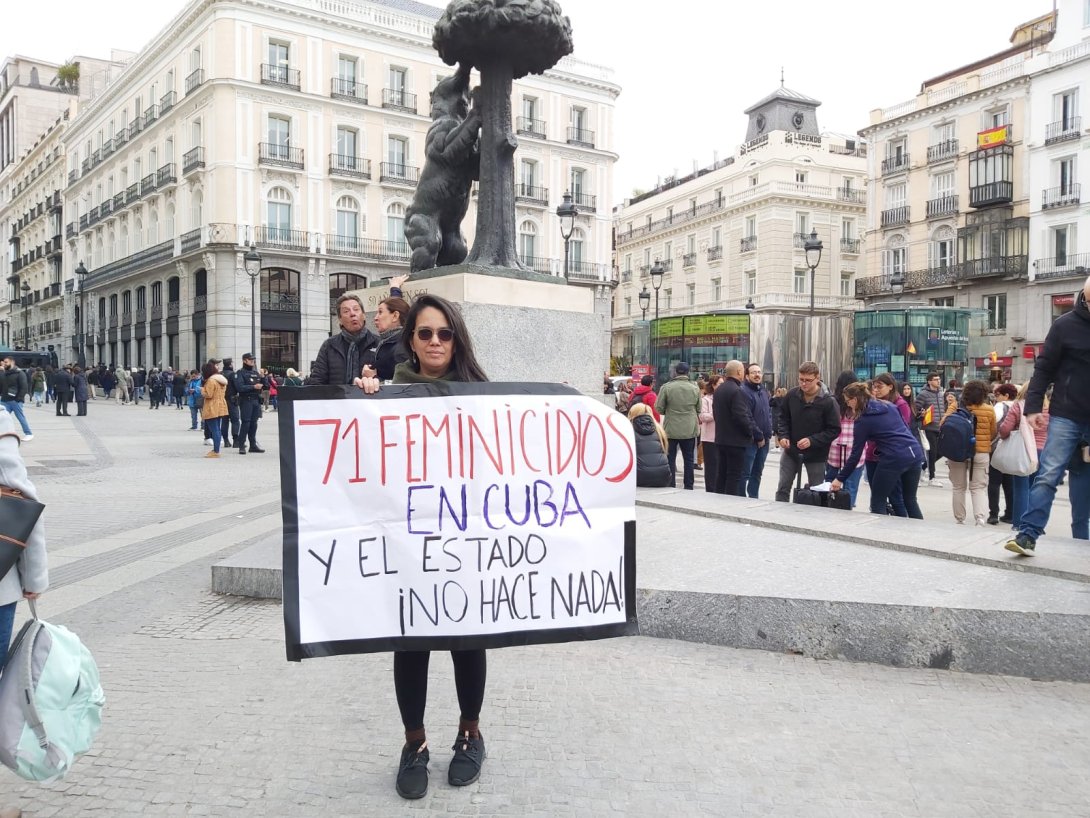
[20,281,30,349]
[556,191,578,278]
[804,229,823,361]
[75,261,88,368]
[244,244,262,364]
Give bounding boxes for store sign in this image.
[1052,294,1075,308]
[977,125,1010,149]
[1022,345,1040,360]
[974,357,1013,367]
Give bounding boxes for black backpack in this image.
[938,407,977,474]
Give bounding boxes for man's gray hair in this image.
[336,293,365,313]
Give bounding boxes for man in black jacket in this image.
[52,365,74,417]
[305,294,379,385]
[235,353,266,454]
[0,355,33,438]
[712,360,759,496]
[774,361,841,502]
[1006,276,1090,556]
[221,358,239,446]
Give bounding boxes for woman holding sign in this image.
[356,294,488,799]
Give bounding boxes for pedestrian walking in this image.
[0,354,32,440]
[712,360,760,496]
[996,381,1049,529]
[987,383,1017,524]
[773,362,840,501]
[915,371,946,485]
[1006,275,1090,556]
[73,366,90,416]
[356,294,489,799]
[655,361,701,490]
[739,364,773,498]
[200,360,229,458]
[942,380,996,526]
[30,368,45,407]
[698,375,721,493]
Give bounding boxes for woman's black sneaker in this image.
[1004,533,1036,556]
[396,740,429,799]
[448,731,485,786]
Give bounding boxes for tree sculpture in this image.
[434,0,574,271]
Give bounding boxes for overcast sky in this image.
[3,0,1044,201]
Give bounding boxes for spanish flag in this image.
[907,341,917,354]
[924,405,933,426]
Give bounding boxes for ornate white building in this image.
[54,0,618,371]
[611,86,867,367]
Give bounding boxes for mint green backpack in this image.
[0,600,105,782]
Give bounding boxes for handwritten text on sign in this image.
[290,390,636,648]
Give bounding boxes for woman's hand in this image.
[352,377,382,394]
[830,479,843,492]
[23,591,41,600]
[389,274,409,290]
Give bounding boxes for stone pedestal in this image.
[363,265,609,395]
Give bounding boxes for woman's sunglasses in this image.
[414,327,454,342]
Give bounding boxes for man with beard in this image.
[306,293,379,385]
[235,353,265,454]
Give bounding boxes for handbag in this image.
[991,415,1038,476]
[0,486,46,579]
[918,428,930,452]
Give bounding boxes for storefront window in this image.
[649,313,750,383]
[854,308,971,387]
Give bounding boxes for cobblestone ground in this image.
[3,400,1090,817]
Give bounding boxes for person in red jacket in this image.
[629,375,659,420]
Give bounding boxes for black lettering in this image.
[357,537,380,578]
[422,536,441,573]
[442,537,463,572]
[308,539,336,585]
[442,581,468,622]
[409,585,439,628]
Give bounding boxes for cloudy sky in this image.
[3,0,1043,200]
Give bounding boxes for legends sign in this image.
[278,383,638,661]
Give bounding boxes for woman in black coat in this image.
[627,403,672,488]
[366,295,411,381]
[172,371,186,408]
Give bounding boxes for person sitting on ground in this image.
[627,402,672,488]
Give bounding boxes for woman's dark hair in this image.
[833,370,856,414]
[201,361,218,381]
[962,379,989,406]
[380,296,411,325]
[899,382,916,414]
[871,372,898,402]
[399,294,488,382]
[704,375,722,395]
[994,383,1018,400]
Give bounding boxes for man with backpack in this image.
[629,375,659,421]
[939,380,995,526]
[1006,275,1090,555]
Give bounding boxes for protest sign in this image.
[279,382,638,661]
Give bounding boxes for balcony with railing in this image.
[516,117,546,139]
[836,187,865,203]
[740,236,757,253]
[1045,117,1081,145]
[566,127,595,148]
[926,139,959,164]
[183,147,205,174]
[379,162,420,186]
[112,192,125,211]
[167,300,180,318]
[880,206,910,227]
[180,228,202,254]
[129,116,143,136]
[156,164,177,187]
[115,127,129,147]
[515,183,548,206]
[185,68,205,95]
[331,77,367,104]
[707,245,723,261]
[519,255,554,275]
[620,269,632,282]
[66,222,76,239]
[261,63,300,90]
[159,90,176,114]
[969,181,1013,208]
[68,168,78,184]
[140,173,157,195]
[1042,184,1080,210]
[254,226,310,251]
[126,183,139,203]
[329,154,371,179]
[259,143,304,170]
[792,232,811,249]
[261,293,301,312]
[881,153,910,175]
[840,237,861,254]
[960,255,1027,281]
[143,105,159,128]
[382,88,417,113]
[151,304,163,320]
[193,294,207,312]
[1035,252,1090,281]
[84,240,174,286]
[659,258,673,272]
[571,192,596,212]
[324,235,410,262]
[101,200,113,217]
[926,194,959,218]
[564,260,609,283]
[682,252,696,268]
[89,205,101,223]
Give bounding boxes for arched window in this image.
[883,233,906,276]
[261,268,300,311]
[335,195,360,250]
[191,191,203,229]
[166,204,176,239]
[267,187,292,241]
[929,225,956,270]
[149,209,160,245]
[518,220,537,264]
[134,218,143,252]
[120,225,129,258]
[329,272,367,313]
[387,202,406,250]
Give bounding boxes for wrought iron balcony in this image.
[180,228,201,254]
[740,236,757,253]
[185,69,204,95]
[519,255,554,275]
[325,235,410,262]
[881,153,910,175]
[140,173,156,195]
[255,226,310,252]
[183,147,205,174]
[1041,184,1080,210]
[565,260,609,282]
[379,162,420,186]
[959,255,1027,280]
[66,222,76,239]
[659,258,673,272]
[571,192,596,212]
[151,305,163,320]
[516,117,546,139]
[880,206,910,227]
[193,294,207,312]
[792,232,810,249]
[1044,117,1080,145]
[926,194,959,218]
[156,164,176,187]
[143,105,158,127]
[329,154,371,179]
[129,116,143,135]
[126,183,139,203]
[115,127,129,146]
[259,143,304,170]
[836,187,865,203]
[707,245,723,261]
[89,205,101,223]
[160,91,175,114]
[102,138,114,158]
[566,127,595,148]
[261,293,301,312]
[167,300,180,317]
[382,88,417,113]
[682,252,696,268]
[969,181,1013,208]
[79,214,89,231]
[112,192,125,210]
[1035,252,1090,281]
[840,238,861,254]
[515,183,548,205]
[926,139,959,164]
[101,200,113,217]
[261,64,300,90]
[68,169,78,184]
[331,77,367,104]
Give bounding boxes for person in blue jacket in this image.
[830,381,925,518]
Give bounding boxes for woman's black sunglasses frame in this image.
[414,327,455,342]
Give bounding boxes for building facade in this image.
[857,4,1089,385]
[59,0,618,372]
[611,86,867,379]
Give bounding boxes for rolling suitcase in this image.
[792,453,851,511]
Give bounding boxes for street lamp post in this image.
[890,269,906,301]
[650,259,665,322]
[75,260,88,368]
[20,281,30,349]
[803,229,823,361]
[638,286,650,321]
[556,191,578,278]
[243,244,262,365]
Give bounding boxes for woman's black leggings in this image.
[393,649,486,732]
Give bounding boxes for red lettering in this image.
[518,410,541,473]
[340,417,366,483]
[468,412,504,478]
[422,413,452,481]
[554,409,580,478]
[378,415,401,485]
[298,418,342,485]
[579,414,607,477]
[604,412,635,483]
[404,414,421,483]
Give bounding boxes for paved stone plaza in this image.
[3,401,1090,816]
